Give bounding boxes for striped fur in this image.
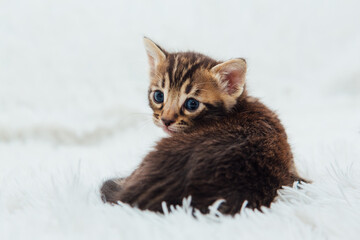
[145,39,246,134]
[100,38,305,215]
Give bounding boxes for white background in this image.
[1,0,360,239]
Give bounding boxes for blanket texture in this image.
[1,0,359,239]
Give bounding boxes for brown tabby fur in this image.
[100,38,305,215]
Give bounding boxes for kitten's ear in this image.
[211,58,247,97]
[143,37,167,76]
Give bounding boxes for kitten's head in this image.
[144,38,247,134]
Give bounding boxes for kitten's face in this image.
[144,38,247,134]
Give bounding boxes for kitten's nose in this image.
[161,118,175,127]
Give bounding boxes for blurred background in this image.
[0,0,360,237]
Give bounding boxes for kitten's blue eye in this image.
[153,90,164,103]
[184,98,199,111]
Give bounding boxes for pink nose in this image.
[161,118,175,127]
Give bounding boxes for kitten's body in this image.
[101,39,304,215]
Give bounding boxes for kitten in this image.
[100,38,305,215]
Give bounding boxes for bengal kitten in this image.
[100,38,305,215]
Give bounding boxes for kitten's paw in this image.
[100,178,125,204]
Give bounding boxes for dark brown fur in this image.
[101,40,305,215]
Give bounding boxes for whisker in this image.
[137,120,154,132]
[128,112,153,117]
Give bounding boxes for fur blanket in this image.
[1,0,359,239]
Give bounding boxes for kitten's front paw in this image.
[100,178,125,204]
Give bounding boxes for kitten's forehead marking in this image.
[172,55,179,86]
[167,55,175,86]
[166,53,212,88]
[179,79,191,107]
[177,57,189,81]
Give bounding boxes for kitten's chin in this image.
[154,120,175,135]
[166,126,189,135]
[162,127,175,135]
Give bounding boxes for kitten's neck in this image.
[231,88,270,116]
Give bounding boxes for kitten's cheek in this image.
[153,118,163,128]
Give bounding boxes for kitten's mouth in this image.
[162,126,175,135]
[154,119,178,135]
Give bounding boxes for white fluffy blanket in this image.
[1,0,360,239]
